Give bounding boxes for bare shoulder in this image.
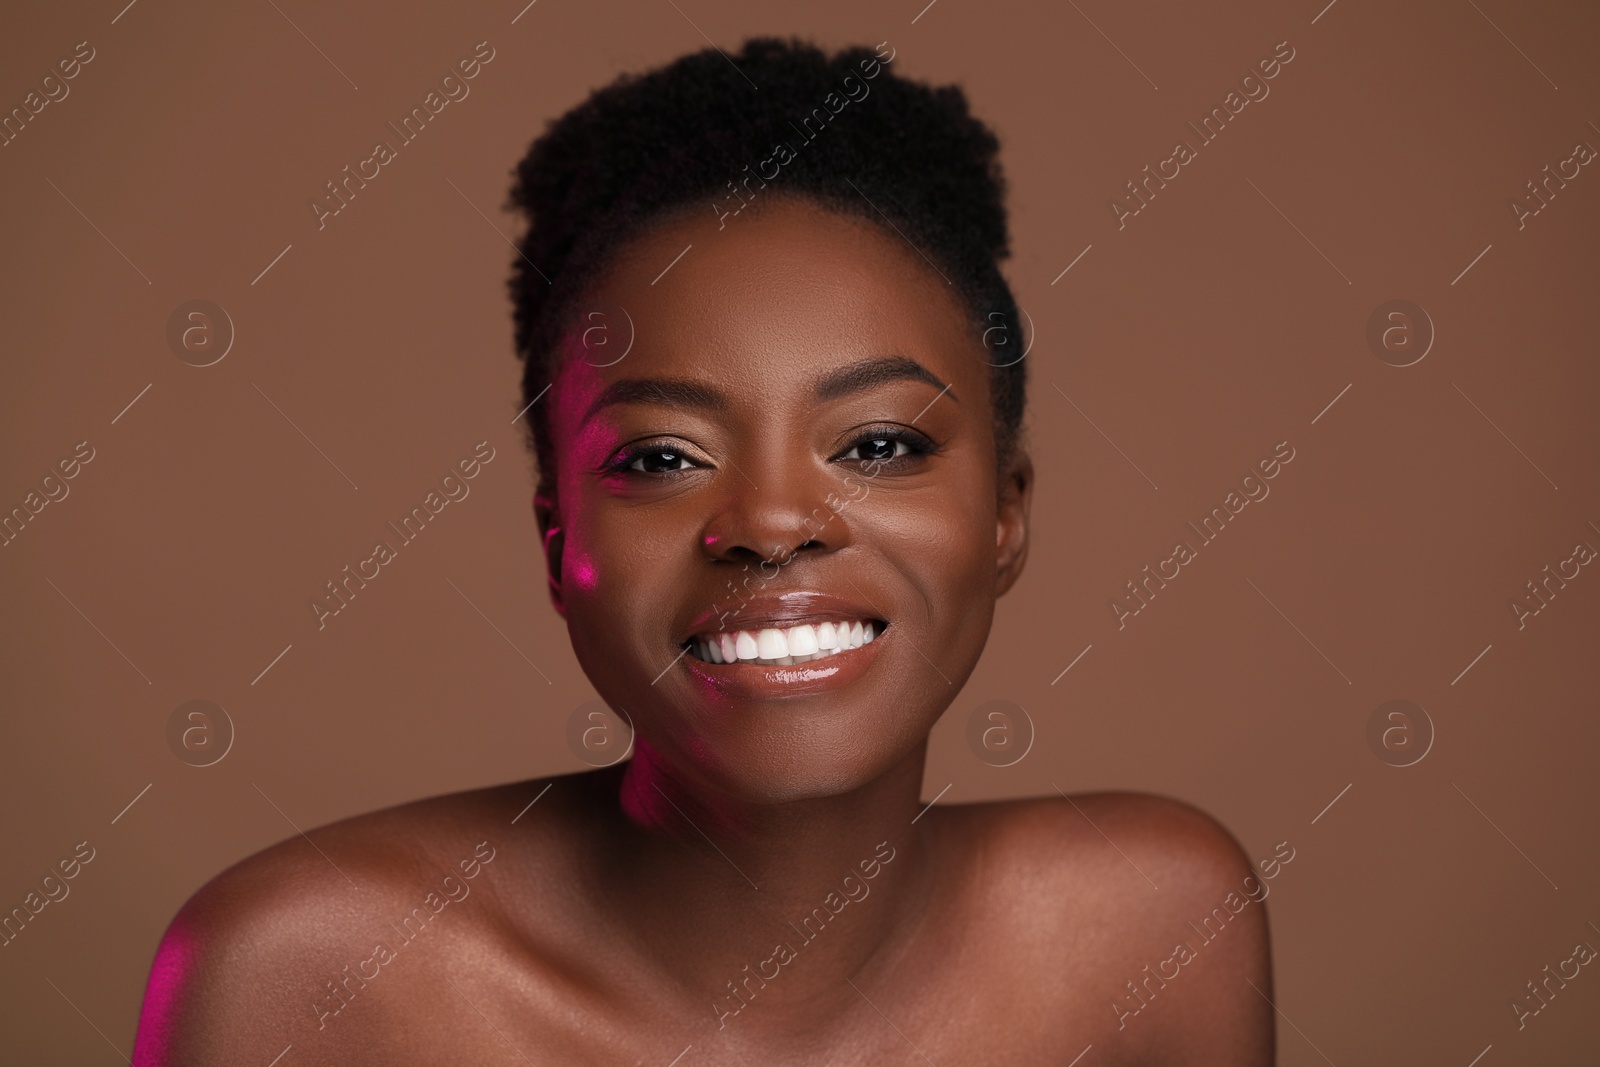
[958,787,1225,843]
[934,791,1279,1064]
[937,789,1272,901]
[131,772,595,1066]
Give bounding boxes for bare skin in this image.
[133,196,1274,1065]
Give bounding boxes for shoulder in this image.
[130,773,584,1066]
[943,789,1266,894]
[937,791,1277,1063]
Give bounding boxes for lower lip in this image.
[678,629,888,699]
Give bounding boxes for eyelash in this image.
[603,425,938,477]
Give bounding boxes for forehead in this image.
[553,197,982,400]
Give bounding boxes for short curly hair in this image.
[504,35,1026,494]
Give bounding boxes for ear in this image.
[532,483,566,618]
[994,448,1033,598]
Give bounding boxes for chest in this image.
[351,916,1158,1066]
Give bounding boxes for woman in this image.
[134,37,1274,1065]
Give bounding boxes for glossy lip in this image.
[680,624,889,699]
[680,590,888,644]
[676,590,891,699]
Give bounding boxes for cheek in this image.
[941,509,1000,632]
[564,541,601,593]
[868,481,995,622]
[560,520,633,621]
[917,462,996,564]
[559,499,692,655]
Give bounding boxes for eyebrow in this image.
[578,355,957,429]
[579,378,726,430]
[813,355,958,406]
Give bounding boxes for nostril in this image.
[708,538,825,568]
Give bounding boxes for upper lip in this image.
[680,590,888,643]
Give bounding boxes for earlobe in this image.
[994,450,1033,598]
[532,487,566,617]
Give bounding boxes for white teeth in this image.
[816,621,838,649]
[689,619,885,663]
[756,628,788,659]
[787,624,819,656]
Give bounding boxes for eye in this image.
[624,447,694,474]
[603,440,704,477]
[842,437,913,463]
[834,427,936,468]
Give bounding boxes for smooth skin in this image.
[133,196,1274,1065]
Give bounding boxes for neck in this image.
[600,740,940,1032]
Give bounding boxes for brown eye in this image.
[628,448,693,473]
[838,431,927,464]
[850,438,904,463]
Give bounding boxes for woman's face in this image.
[539,196,1031,803]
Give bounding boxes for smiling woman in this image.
[132,36,1274,1067]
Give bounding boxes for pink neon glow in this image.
[130,915,202,1064]
[568,555,599,591]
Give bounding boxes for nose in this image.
[700,467,851,567]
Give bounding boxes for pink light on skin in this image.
[621,742,749,839]
[540,341,613,598]
[549,349,620,452]
[130,915,203,1064]
[567,554,599,592]
[559,401,618,464]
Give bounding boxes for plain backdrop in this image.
[1,0,1597,1063]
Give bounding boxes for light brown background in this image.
[2,0,1597,1062]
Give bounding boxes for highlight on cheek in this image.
[567,552,599,592]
